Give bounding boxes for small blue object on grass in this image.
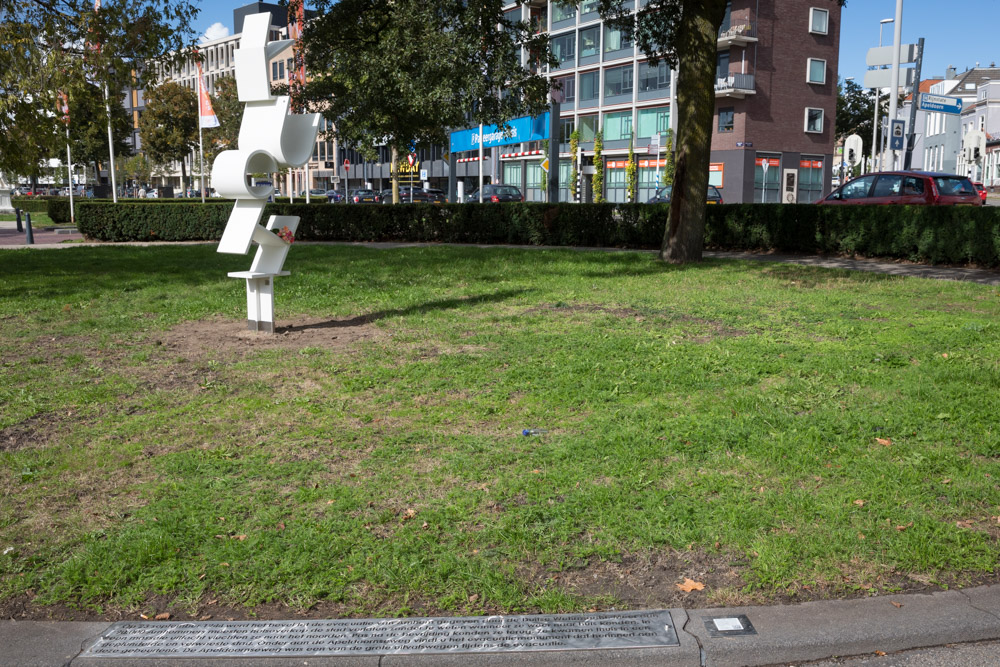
[522,428,548,436]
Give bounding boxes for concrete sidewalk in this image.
[2,584,998,666]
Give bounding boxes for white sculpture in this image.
[0,171,13,214]
[213,12,321,333]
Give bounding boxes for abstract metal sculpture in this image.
[213,12,321,333]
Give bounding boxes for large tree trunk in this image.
[660,0,728,263]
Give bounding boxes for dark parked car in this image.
[325,189,344,203]
[299,188,327,197]
[973,181,988,204]
[379,186,444,203]
[464,184,523,203]
[646,184,724,205]
[817,171,982,206]
[349,189,380,204]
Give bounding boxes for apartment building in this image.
[445,0,841,203]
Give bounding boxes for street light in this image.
[872,17,894,172]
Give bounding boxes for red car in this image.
[973,181,988,204]
[817,171,982,206]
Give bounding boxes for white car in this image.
[146,189,159,199]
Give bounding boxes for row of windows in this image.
[553,61,671,106]
[717,107,825,134]
[550,23,634,69]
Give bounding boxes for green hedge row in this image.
[74,201,1000,266]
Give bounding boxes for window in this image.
[552,32,575,67]
[559,117,576,144]
[604,25,632,53]
[579,70,600,101]
[503,162,522,190]
[716,51,730,81]
[798,158,824,202]
[604,64,633,97]
[805,107,824,133]
[638,61,670,92]
[637,106,669,138]
[271,61,285,80]
[579,26,600,58]
[807,58,826,84]
[754,155,781,203]
[556,75,575,102]
[581,0,598,15]
[605,160,628,203]
[552,2,576,22]
[841,175,875,199]
[809,8,829,35]
[578,114,598,141]
[603,110,633,141]
[718,107,735,132]
[526,162,544,202]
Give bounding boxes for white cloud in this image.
[200,22,230,43]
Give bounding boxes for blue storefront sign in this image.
[450,113,550,153]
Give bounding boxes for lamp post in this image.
[872,17,894,172]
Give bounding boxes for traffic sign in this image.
[407,153,416,166]
[890,120,906,151]
[866,44,918,67]
[419,169,428,181]
[919,93,963,115]
[844,134,863,166]
[539,158,550,172]
[863,67,915,90]
[343,158,350,172]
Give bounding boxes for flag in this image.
[89,0,102,53]
[287,0,307,112]
[196,62,219,129]
[57,91,70,125]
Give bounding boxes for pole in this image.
[547,99,560,203]
[887,0,904,171]
[478,122,484,202]
[903,37,924,171]
[103,83,118,203]
[66,125,75,225]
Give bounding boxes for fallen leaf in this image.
[232,534,247,541]
[676,578,705,592]
[214,534,226,539]
[891,601,903,608]
[875,650,887,656]
[155,613,170,620]
[532,469,541,474]
[327,500,335,505]
[876,437,892,447]
[942,478,952,485]
[63,304,72,312]
[199,615,213,621]
[956,520,975,529]
[941,353,949,359]
[402,508,417,521]
[277,522,285,531]
[468,594,479,603]
[207,599,218,605]
[853,499,867,507]
[422,522,429,530]
[198,573,206,580]
[139,613,149,620]
[858,532,866,540]
[220,562,230,567]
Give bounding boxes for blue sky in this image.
[193,1,999,83]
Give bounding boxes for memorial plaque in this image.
[703,614,757,638]
[81,610,678,658]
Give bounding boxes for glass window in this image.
[754,155,781,203]
[502,161,522,188]
[872,174,903,197]
[581,0,598,14]
[603,110,633,141]
[809,8,829,35]
[841,175,876,199]
[552,2,576,22]
[716,51,730,81]
[551,32,575,66]
[718,107,735,133]
[637,106,669,138]
[579,70,599,101]
[526,162,544,202]
[579,26,600,58]
[638,61,670,92]
[605,161,627,203]
[604,25,632,53]
[638,164,661,202]
[604,64,633,97]
[797,158,824,202]
[807,58,826,84]
[556,75,575,102]
[559,117,576,144]
[805,107,824,133]
[578,114,598,141]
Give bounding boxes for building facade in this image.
[444,0,841,203]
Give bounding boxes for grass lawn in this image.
[1,244,999,620]
[0,212,56,226]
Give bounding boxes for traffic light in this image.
[974,147,982,161]
[848,148,855,164]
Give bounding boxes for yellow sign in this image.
[396,160,421,175]
[539,158,549,172]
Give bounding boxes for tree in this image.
[626,137,637,203]
[139,81,197,192]
[836,78,887,162]
[120,153,152,191]
[569,129,581,201]
[302,0,552,203]
[203,75,241,165]
[592,130,605,203]
[596,0,847,263]
[66,81,131,185]
[0,0,199,180]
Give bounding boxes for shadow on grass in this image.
[277,288,533,332]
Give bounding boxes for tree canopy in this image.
[139,81,197,187]
[300,0,553,200]
[836,78,887,161]
[0,0,199,178]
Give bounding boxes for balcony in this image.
[717,22,758,49]
[715,73,756,99]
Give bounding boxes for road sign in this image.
[866,44,919,67]
[407,153,416,166]
[419,169,427,180]
[919,93,963,115]
[863,67,915,90]
[647,133,660,156]
[890,120,906,151]
[539,158,550,172]
[343,158,350,172]
[331,176,340,185]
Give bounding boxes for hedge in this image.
[74,200,1000,267]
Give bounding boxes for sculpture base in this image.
[228,270,290,335]
[0,188,13,214]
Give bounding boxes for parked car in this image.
[817,171,982,206]
[325,189,344,203]
[646,184,724,205]
[464,184,523,203]
[973,181,988,204]
[299,188,327,197]
[382,186,446,203]
[349,189,379,204]
[146,189,159,199]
